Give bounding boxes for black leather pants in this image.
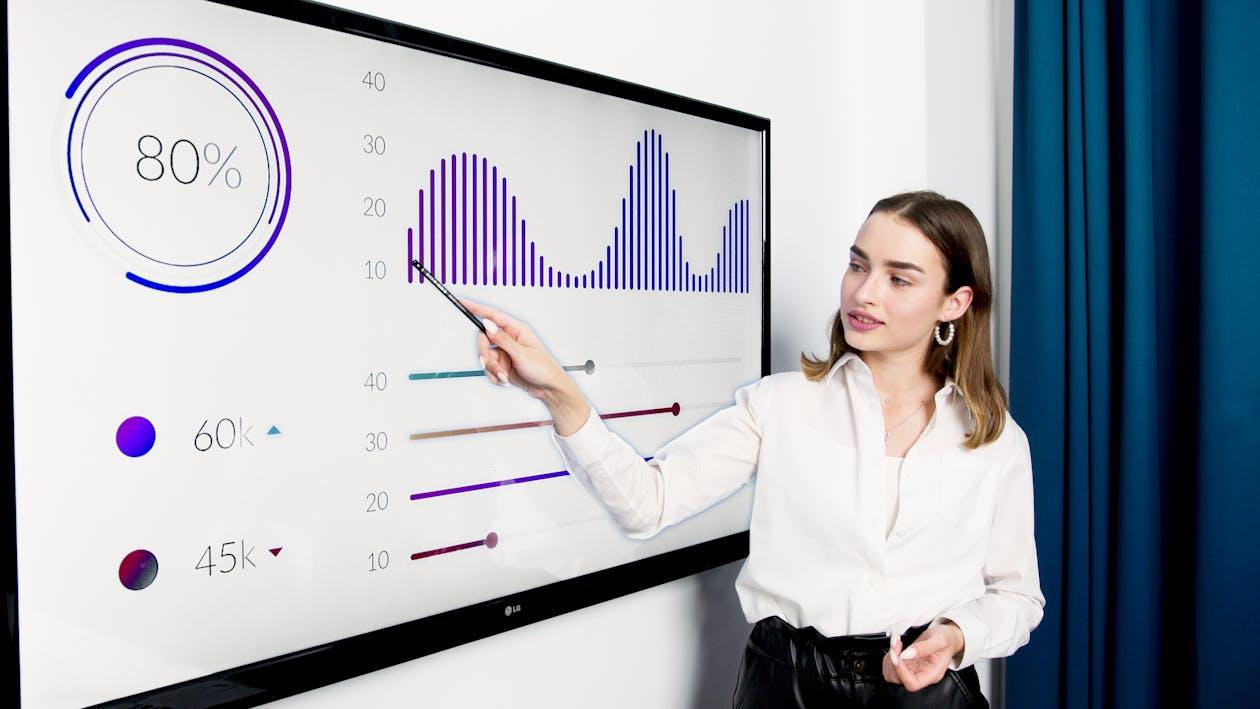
[732,616,990,708]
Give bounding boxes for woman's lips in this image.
[847,313,883,332]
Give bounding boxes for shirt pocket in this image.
[936,455,1000,533]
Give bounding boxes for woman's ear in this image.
[941,286,974,321]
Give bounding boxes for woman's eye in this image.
[848,261,863,272]
[892,276,910,287]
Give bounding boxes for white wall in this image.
[271,2,1008,706]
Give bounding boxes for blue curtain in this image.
[1009,1,1259,707]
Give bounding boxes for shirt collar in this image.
[824,351,961,402]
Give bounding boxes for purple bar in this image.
[540,255,545,286]
[631,156,637,290]
[482,158,488,283]
[511,197,517,286]
[650,130,660,290]
[472,154,478,285]
[582,274,587,288]
[501,178,508,283]
[674,192,680,289]
[665,153,670,290]
[566,273,570,288]
[418,189,424,283]
[735,202,741,293]
[729,207,734,292]
[621,196,627,288]
[429,171,435,277]
[614,227,620,289]
[492,167,498,285]
[450,154,457,282]
[677,234,682,293]
[520,220,526,287]
[466,152,471,285]
[655,132,661,290]
[605,245,611,289]
[735,201,740,292]
[440,159,446,282]
[548,266,553,287]
[599,261,604,288]
[407,227,414,283]
[530,241,536,286]
[410,470,570,501]
[640,133,646,289]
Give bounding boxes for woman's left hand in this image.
[882,621,965,692]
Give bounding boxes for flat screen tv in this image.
[3,1,769,705]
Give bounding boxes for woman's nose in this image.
[852,275,877,305]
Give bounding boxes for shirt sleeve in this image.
[550,376,768,540]
[936,422,1046,670]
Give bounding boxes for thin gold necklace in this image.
[884,399,928,442]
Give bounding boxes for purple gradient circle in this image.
[119,549,159,590]
[116,416,156,457]
[485,532,499,549]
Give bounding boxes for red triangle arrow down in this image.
[269,547,282,557]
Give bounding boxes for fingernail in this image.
[890,650,899,666]
[498,372,510,386]
[900,648,917,660]
[484,319,499,335]
[478,356,486,371]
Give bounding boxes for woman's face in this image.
[840,211,968,355]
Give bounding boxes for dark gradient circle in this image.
[119,549,159,590]
[116,416,156,457]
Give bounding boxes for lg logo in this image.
[504,604,522,616]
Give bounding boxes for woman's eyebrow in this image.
[849,245,925,274]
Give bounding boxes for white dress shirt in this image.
[550,351,1045,670]
[884,456,904,540]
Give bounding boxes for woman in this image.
[465,191,1044,708]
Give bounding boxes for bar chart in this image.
[405,129,752,294]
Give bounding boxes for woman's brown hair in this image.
[800,191,1008,449]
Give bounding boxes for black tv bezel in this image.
[2,1,772,706]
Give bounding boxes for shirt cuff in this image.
[933,610,980,671]
[551,406,609,469]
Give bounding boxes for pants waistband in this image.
[748,616,931,679]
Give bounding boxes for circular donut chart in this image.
[65,38,292,293]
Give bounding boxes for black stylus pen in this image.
[410,260,488,335]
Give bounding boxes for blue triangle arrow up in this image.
[267,426,281,436]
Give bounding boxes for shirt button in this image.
[854,659,866,672]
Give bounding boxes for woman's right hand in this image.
[461,299,592,435]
